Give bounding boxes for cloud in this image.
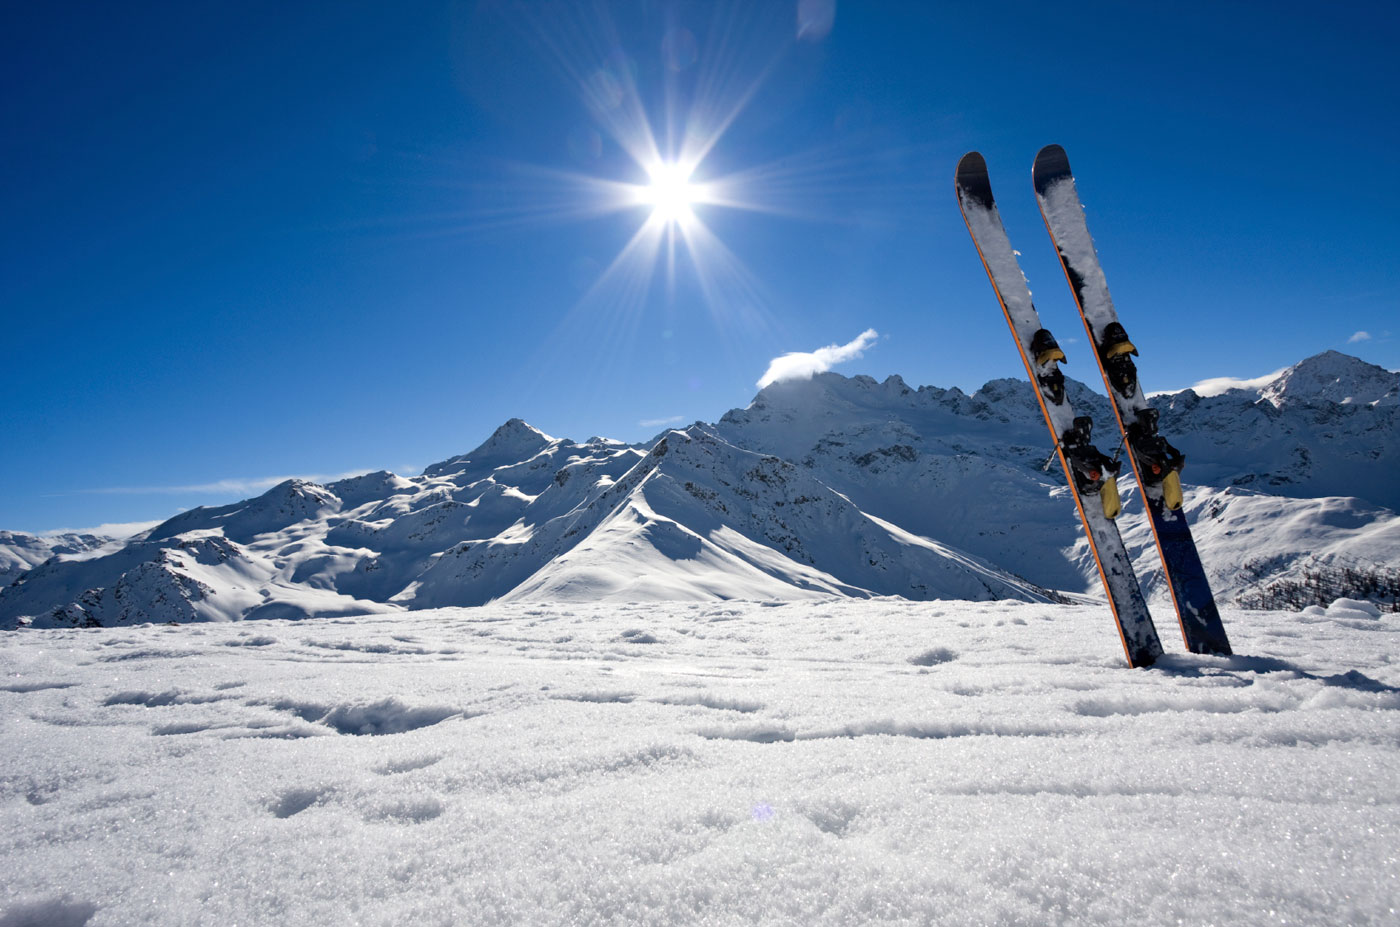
[1177,368,1287,398]
[757,329,879,389]
[638,415,685,428]
[1348,331,1372,344]
[42,520,163,540]
[70,471,374,497]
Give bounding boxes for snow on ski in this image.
[956,152,1162,668]
[1033,143,1231,655]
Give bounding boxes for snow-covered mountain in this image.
[0,531,113,587]
[1159,350,1399,509]
[2,351,1396,629]
[1259,349,1399,408]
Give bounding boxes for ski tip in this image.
[955,152,993,208]
[1033,144,1072,195]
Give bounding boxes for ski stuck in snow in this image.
[1033,144,1231,656]
[956,152,1162,668]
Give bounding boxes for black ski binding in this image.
[1125,407,1185,484]
[1030,328,1067,404]
[1060,415,1120,494]
[1097,321,1140,399]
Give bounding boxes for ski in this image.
[956,152,1163,668]
[1033,144,1231,655]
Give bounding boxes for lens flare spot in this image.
[640,161,700,225]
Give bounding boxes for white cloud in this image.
[1348,331,1372,344]
[73,471,374,497]
[638,416,685,428]
[42,520,163,539]
[757,329,879,389]
[1177,368,1287,398]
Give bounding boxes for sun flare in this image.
[639,160,701,226]
[482,1,810,344]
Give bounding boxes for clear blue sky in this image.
[4,1,1397,534]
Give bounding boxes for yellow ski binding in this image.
[1100,474,1122,519]
[1162,470,1184,510]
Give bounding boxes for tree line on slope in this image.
[1236,557,1400,612]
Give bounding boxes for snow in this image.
[1303,597,1384,623]
[3,598,1398,925]
[1119,486,1400,607]
[1035,170,1118,337]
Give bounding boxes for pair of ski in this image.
[956,145,1230,668]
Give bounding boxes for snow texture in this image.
[2,599,1398,925]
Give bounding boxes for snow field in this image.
[2,599,1398,925]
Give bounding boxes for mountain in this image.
[1259,349,1399,408]
[0,531,113,587]
[711,358,1399,604]
[1157,351,1399,510]
[2,351,1396,629]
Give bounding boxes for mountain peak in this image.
[742,370,919,413]
[473,418,556,459]
[421,419,556,479]
[1261,351,1398,407]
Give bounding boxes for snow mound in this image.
[1303,598,1386,622]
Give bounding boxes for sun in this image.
[638,160,702,227]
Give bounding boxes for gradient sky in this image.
[4,1,1397,534]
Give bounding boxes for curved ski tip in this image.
[955,152,993,205]
[1033,144,1073,193]
[957,151,986,170]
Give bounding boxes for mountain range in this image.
[3,350,1396,629]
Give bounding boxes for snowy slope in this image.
[1,352,1395,628]
[491,427,1044,605]
[2,599,1398,925]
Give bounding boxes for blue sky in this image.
[4,1,1397,534]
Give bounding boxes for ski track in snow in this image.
[2,599,1398,925]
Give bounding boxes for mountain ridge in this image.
[3,351,1395,628]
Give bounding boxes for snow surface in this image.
[2,599,1398,925]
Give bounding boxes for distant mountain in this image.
[1158,351,1399,509]
[1258,350,1399,408]
[3,351,1396,629]
[0,531,112,587]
